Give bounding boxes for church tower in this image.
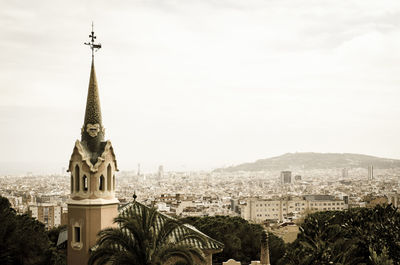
[67,26,119,265]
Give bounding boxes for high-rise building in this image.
[368,165,374,180]
[29,203,61,229]
[158,165,164,178]
[342,168,348,178]
[280,171,292,184]
[67,28,119,265]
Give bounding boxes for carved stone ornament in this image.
[86,123,100,137]
[69,140,119,173]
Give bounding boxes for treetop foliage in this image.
[0,196,65,265]
[181,215,285,265]
[278,204,400,265]
[89,203,207,265]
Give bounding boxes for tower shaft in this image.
[67,26,118,265]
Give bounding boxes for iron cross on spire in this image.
[84,22,102,58]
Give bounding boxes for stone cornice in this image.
[68,140,118,173]
[67,197,119,206]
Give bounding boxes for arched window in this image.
[113,175,115,191]
[74,226,81,243]
[83,175,88,192]
[75,165,80,192]
[99,175,104,191]
[71,174,73,193]
[107,164,112,191]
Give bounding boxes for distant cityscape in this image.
[2,0,400,264]
[2,159,400,244]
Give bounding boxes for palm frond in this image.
[89,201,208,265]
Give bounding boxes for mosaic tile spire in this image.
[81,59,105,152]
[81,24,104,153]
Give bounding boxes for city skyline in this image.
[1,0,400,174]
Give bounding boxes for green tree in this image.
[278,205,400,265]
[370,247,394,265]
[88,202,206,265]
[0,196,51,265]
[0,196,17,264]
[46,225,67,265]
[181,216,286,265]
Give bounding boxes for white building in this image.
[29,203,62,229]
[241,195,347,223]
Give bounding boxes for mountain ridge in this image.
[214,152,400,172]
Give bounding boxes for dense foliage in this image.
[181,216,285,264]
[278,204,400,265]
[0,196,49,265]
[0,196,66,265]
[89,203,206,265]
[47,225,67,265]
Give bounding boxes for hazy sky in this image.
[1,0,400,174]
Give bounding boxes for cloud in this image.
[1,0,400,172]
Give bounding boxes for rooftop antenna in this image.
[84,22,102,59]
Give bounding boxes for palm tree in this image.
[88,202,206,265]
[370,247,394,265]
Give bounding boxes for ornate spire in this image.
[260,231,271,265]
[81,24,105,153]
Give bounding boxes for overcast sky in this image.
[1,0,400,174]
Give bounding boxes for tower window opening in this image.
[74,227,81,243]
[75,165,80,192]
[107,164,112,191]
[83,175,88,192]
[71,175,73,193]
[113,175,115,191]
[99,175,105,191]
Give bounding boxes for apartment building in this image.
[29,203,62,229]
[241,195,347,223]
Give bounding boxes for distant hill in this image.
[214,152,400,172]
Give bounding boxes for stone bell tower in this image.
[67,25,119,265]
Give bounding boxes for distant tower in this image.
[67,25,119,265]
[260,231,271,265]
[280,171,292,184]
[158,165,164,178]
[137,163,141,176]
[342,168,348,178]
[368,165,374,180]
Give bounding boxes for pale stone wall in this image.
[223,259,241,265]
[242,197,346,223]
[67,203,118,265]
[69,141,117,201]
